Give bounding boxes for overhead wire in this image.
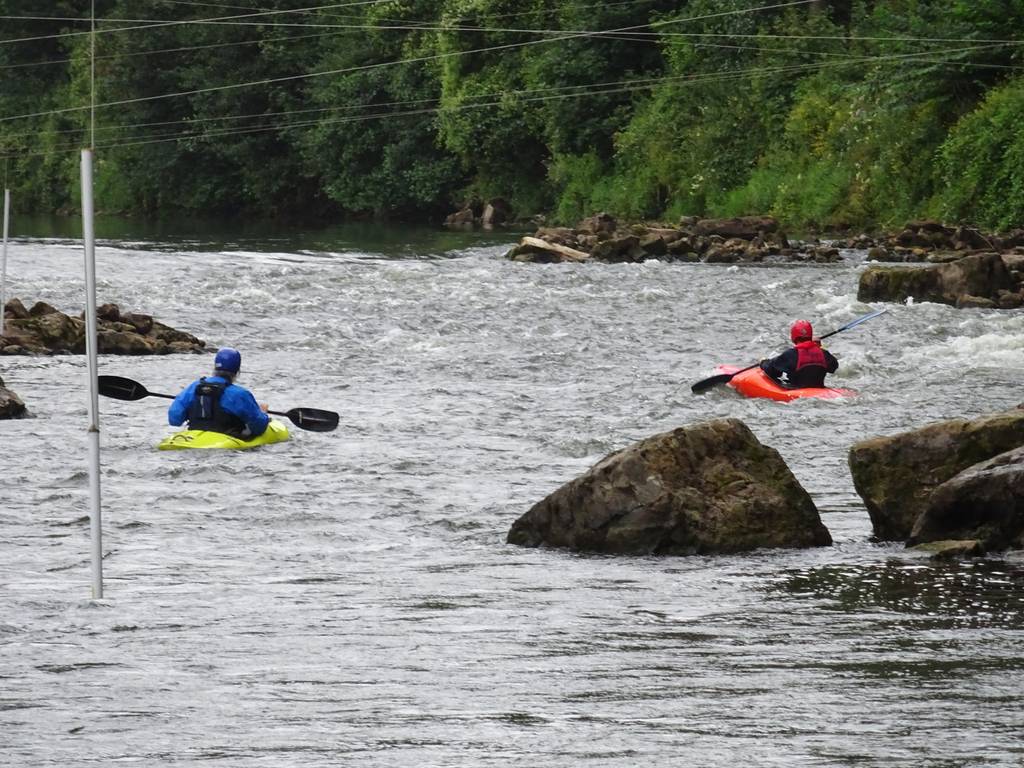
[1,39,1012,161]
[0,0,1018,161]
[0,0,857,125]
[6,26,1021,146]
[3,1,1017,75]
[0,0,396,47]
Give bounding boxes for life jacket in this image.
[791,341,828,388]
[186,377,246,434]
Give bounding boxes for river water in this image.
[2,222,1022,766]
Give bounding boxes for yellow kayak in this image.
[157,420,290,451]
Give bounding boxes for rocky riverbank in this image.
[503,214,842,264]
[492,210,1024,309]
[839,219,1024,262]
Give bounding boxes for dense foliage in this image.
[0,0,1022,229]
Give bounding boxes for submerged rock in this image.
[1,299,205,355]
[849,409,1024,541]
[507,418,832,556]
[908,539,987,560]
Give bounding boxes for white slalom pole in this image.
[81,149,103,599]
[1,188,10,336]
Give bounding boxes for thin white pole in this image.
[1,188,9,336]
[82,149,103,599]
[83,0,103,599]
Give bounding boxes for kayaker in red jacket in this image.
[760,319,839,388]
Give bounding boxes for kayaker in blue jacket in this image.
[760,319,839,388]
[168,347,270,437]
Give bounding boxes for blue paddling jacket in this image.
[168,375,269,437]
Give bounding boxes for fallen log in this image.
[520,236,590,263]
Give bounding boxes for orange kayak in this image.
[714,365,856,402]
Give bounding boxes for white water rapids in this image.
[1,230,1022,766]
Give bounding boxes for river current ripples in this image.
[1,229,1023,766]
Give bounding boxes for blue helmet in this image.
[214,347,242,375]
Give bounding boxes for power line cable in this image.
[2,39,1006,160]
[3,4,1016,74]
[9,29,1021,144]
[0,0,396,46]
[0,0,822,123]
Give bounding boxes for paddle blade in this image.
[98,375,151,401]
[691,372,735,394]
[279,407,339,432]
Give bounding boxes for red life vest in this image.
[794,340,826,370]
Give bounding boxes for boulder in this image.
[867,246,890,262]
[507,419,832,556]
[954,226,993,250]
[0,374,28,419]
[3,298,29,319]
[3,311,84,353]
[590,235,642,263]
[693,216,780,239]
[533,227,578,246]
[849,409,1024,541]
[576,212,617,236]
[857,252,1014,306]
[28,300,60,317]
[908,446,1024,551]
[639,234,668,256]
[443,205,475,229]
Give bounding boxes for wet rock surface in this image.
[1,299,205,355]
[849,409,1024,542]
[909,446,1024,552]
[508,418,832,556]
[857,252,1024,309]
[0,373,29,419]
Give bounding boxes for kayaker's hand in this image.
[259,402,269,413]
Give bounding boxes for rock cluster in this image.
[837,220,1024,263]
[507,418,832,556]
[1,299,205,355]
[504,214,842,264]
[849,409,1024,555]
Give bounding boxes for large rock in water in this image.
[507,419,832,556]
[857,252,1016,307]
[0,374,28,419]
[908,446,1024,551]
[849,409,1024,541]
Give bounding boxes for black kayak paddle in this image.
[98,375,339,432]
[690,308,888,394]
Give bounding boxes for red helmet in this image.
[790,319,813,343]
